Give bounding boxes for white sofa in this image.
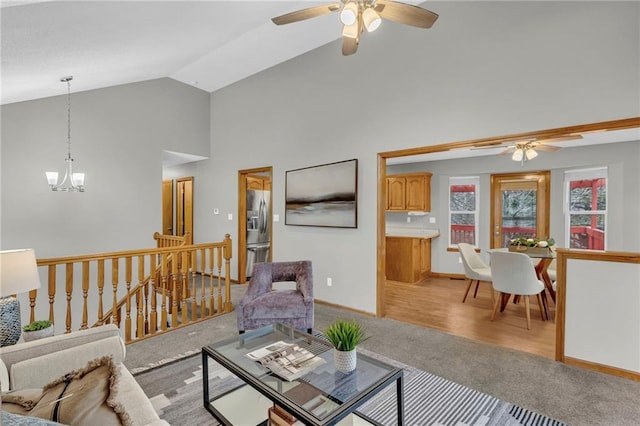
[0,324,168,426]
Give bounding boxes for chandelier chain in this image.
[65,77,72,160]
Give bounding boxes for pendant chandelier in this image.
[46,76,85,192]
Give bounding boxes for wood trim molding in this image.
[563,357,640,382]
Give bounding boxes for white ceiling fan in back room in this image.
[271,0,439,56]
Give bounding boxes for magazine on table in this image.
[247,341,326,382]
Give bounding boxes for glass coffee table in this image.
[202,323,404,425]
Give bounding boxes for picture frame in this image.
[285,159,358,228]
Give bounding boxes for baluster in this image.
[149,254,157,334]
[217,246,223,313]
[223,234,233,312]
[160,252,168,331]
[125,256,132,342]
[171,251,179,327]
[191,249,197,320]
[111,258,119,328]
[81,261,89,330]
[199,248,206,316]
[137,255,145,338]
[48,265,56,324]
[181,251,189,325]
[28,289,37,324]
[65,263,73,333]
[208,247,215,316]
[97,260,105,325]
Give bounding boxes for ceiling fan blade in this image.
[498,147,514,155]
[535,145,561,152]
[375,0,439,29]
[272,3,341,25]
[342,35,359,56]
[535,134,583,144]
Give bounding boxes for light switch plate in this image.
[429,217,436,223]
[273,214,280,222]
[227,213,233,221]
[213,208,219,215]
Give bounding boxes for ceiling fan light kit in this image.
[362,7,382,32]
[340,2,358,25]
[272,0,439,56]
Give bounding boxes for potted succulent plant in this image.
[324,319,366,373]
[22,319,54,342]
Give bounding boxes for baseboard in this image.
[564,356,640,382]
[315,299,376,318]
[430,272,466,280]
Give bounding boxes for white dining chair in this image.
[489,251,545,330]
[458,243,493,304]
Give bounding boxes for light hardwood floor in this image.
[383,276,556,359]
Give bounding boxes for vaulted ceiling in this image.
[1,0,421,105]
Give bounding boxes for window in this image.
[564,167,607,250]
[449,177,479,247]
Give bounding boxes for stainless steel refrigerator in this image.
[246,189,270,278]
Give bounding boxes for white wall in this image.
[1,78,210,258]
[565,258,640,373]
[196,2,639,313]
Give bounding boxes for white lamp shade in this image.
[363,8,381,32]
[72,173,85,186]
[0,249,41,297]
[525,148,538,160]
[512,148,524,162]
[340,2,357,26]
[46,172,58,185]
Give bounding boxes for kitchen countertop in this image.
[385,227,440,239]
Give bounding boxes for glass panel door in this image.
[491,172,550,248]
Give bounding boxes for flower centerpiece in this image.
[509,236,555,254]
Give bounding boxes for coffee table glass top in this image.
[203,323,402,424]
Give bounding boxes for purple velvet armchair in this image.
[237,261,314,334]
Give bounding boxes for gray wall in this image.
[390,141,640,274]
[1,78,210,257]
[1,2,638,316]
[196,2,639,313]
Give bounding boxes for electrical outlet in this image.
[458,257,462,264]
[227,213,233,221]
[429,217,436,224]
[213,208,219,215]
[406,217,411,223]
[327,277,332,286]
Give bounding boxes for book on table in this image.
[247,340,326,382]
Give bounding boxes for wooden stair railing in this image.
[29,234,232,344]
[153,232,190,248]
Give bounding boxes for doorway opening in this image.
[238,167,273,283]
[162,176,194,243]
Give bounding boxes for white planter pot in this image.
[333,348,357,373]
[23,326,54,342]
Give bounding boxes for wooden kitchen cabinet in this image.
[386,237,431,283]
[386,172,431,211]
[246,175,271,191]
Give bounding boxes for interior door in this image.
[490,171,550,248]
[162,179,173,235]
[176,177,194,244]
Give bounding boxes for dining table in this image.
[488,248,556,321]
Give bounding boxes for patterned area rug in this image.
[134,349,566,426]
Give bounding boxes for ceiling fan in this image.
[470,135,584,164]
[271,0,439,56]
